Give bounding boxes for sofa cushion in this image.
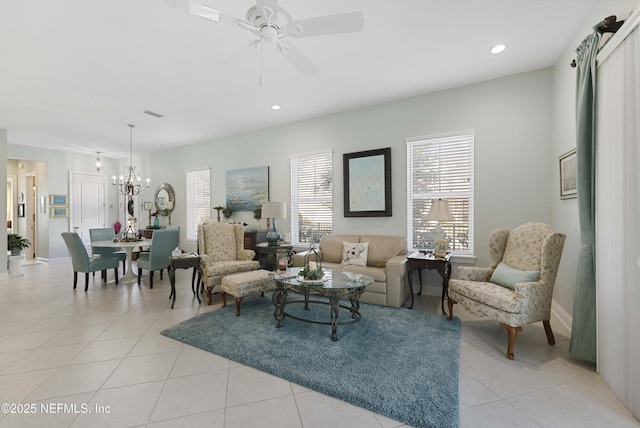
[342,241,368,266]
[490,262,539,290]
[360,235,408,268]
[449,279,523,313]
[204,260,260,278]
[319,235,361,263]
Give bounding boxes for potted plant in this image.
[222,207,233,220]
[8,234,31,256]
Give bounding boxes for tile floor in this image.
[0,261,638,428]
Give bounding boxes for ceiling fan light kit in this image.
[166,0,364,81]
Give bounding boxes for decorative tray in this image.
[296,276,329,285]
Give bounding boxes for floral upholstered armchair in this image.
[198,222,259,305]
[447,222,566,359]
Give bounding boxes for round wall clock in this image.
[18,192,24,202]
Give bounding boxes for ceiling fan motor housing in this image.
[246,5,292,44]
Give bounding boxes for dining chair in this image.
[89,227,126,275]
[137,228,180,288]
[61,232,120,291]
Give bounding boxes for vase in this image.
[154,217,159,227]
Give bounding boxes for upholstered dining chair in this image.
[137,228,179,288]
[89,227,126,273]
[447,222,566,360]
[198,222,260,305]
[61,232,120,291]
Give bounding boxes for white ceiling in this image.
[0,0,596,159]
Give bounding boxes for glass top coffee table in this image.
[271,268,374,341]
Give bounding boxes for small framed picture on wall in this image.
[50,194,69,206]
[559,148,577,199]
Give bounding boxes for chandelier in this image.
[112,124,149,196]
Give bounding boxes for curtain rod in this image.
[570,15,625,67]
[597,7,640,67]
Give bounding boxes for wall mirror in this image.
[154,183,175,217]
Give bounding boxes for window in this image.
[290,151,333,244]
[185,168,211,240]
[407,133,474,255]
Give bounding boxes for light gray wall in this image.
[151,68,555,271]
[551,0,640,316]
[5,68,556,306]
[6,146,138,259]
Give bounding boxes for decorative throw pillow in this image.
[342,241,369,266]
[490,262,539,290]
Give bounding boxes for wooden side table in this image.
[168,254,202,309]
[255,242,295,271]
[406,252,452,313]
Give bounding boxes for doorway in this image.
[26,174,37,260]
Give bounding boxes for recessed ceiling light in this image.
[271,105,281,111]
[491,44,507,54]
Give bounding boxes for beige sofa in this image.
[292,234,409,308]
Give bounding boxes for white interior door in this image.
[595,23,640,419]
[70,171,106,246]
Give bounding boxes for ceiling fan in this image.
[165,0,364,78]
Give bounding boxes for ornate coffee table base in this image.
[272,283,365,341]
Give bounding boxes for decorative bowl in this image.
[343,272,362,281]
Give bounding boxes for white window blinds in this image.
[290,151,333,244]
[407,134,474,255]
[185,168,211,241]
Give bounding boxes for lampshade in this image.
[261,201,287,219]
[425,198,454,222]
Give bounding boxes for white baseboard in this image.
[48,257,70,264]
[551,299,572,333]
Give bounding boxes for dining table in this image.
[91,239,151,284]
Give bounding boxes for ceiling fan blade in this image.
[286,11,364,38]
[163,0,249,28]
[277,42,319,76]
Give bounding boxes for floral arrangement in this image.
[298,261,324,280]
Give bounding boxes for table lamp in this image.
[262,201,287,246]
[425,198,454,243]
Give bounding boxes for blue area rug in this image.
[162,296,461,428]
